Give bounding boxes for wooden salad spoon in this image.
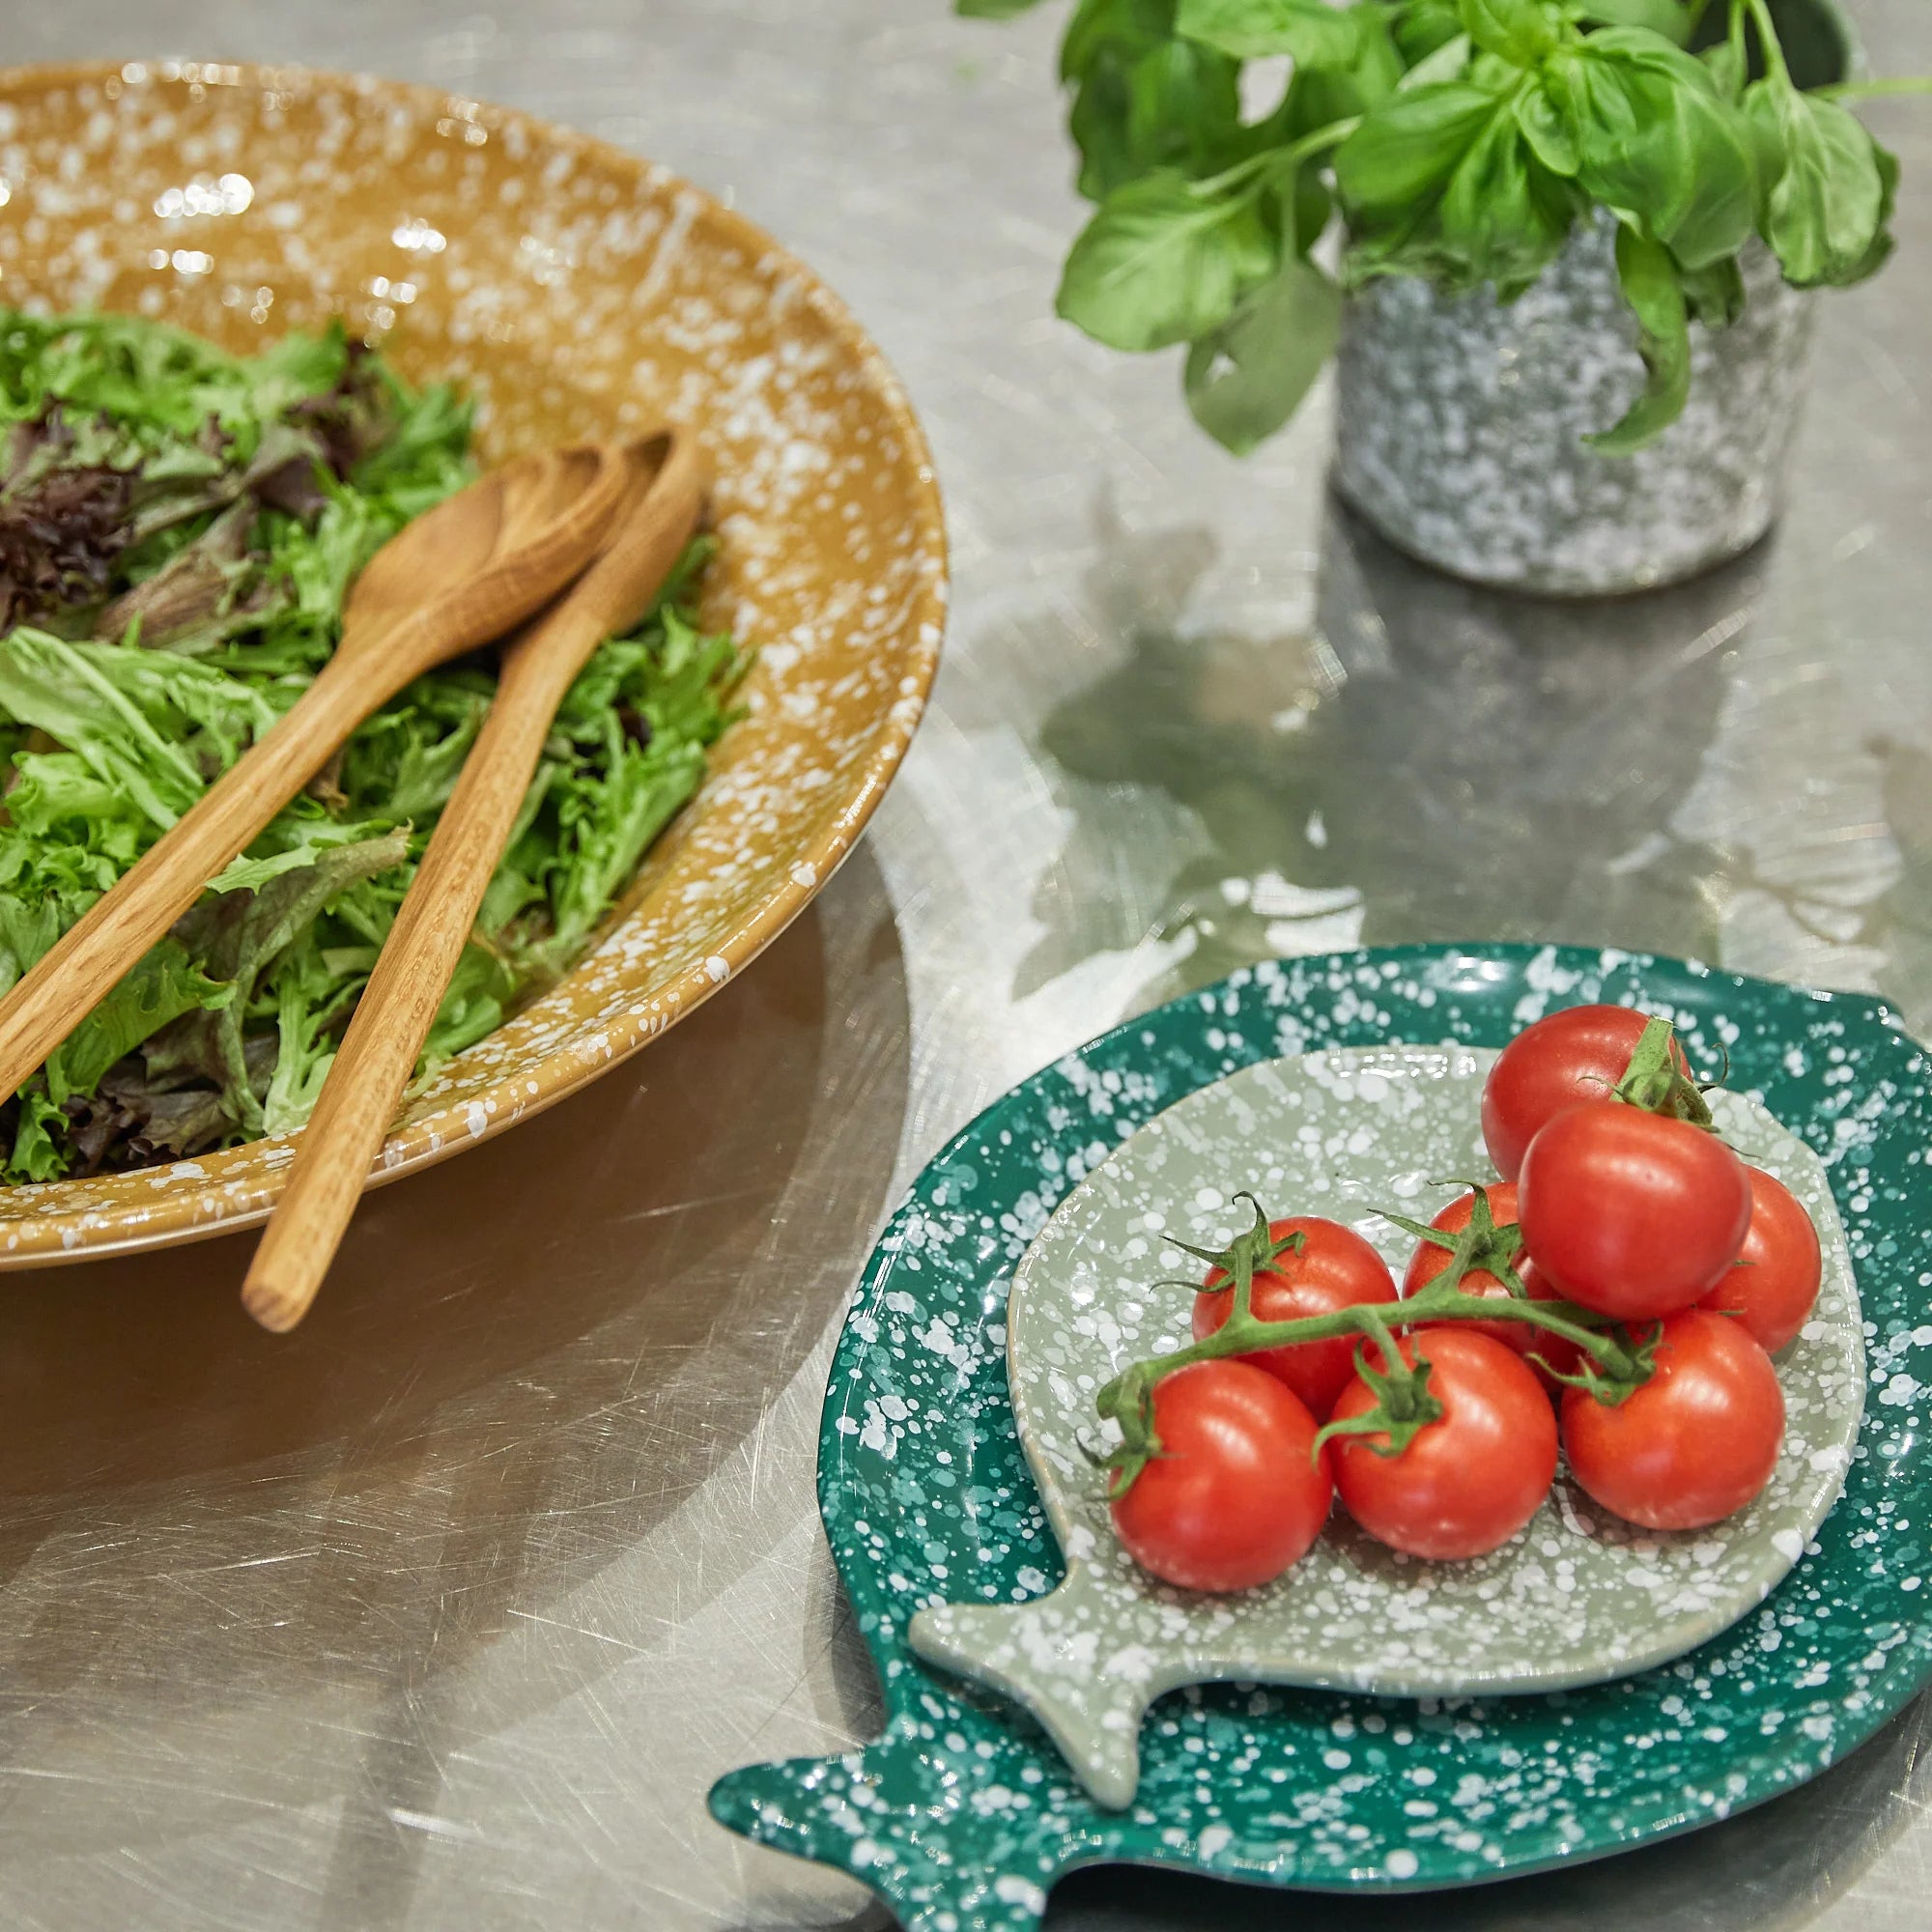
[0,440,633,1111]
[242,430,708,1333]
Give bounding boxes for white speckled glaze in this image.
[911,1045,1862,1809]
[0,60,946,1264]
[1332,223,1816,597]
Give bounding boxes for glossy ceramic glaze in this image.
[0,59,946,1264]
[910,1045,1863,1809]
[712,946,1932,1932]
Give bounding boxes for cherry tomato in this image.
[1327,1329,1557,1561]
[1402,1183,1584,1387]
[1518,1102,1751,1321]
[1562,1310,1783,1530]
[1697,1166,1821,1354]
[1194,1216,1399,1419]
[1482,1005,1688,1181]
[1109,1361,1332,1592]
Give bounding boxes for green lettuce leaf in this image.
[0,307,735,1181]
[146,828,412,1139]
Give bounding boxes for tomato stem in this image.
[1538,1321,1664,1408]
[1310,1304,1444,1459]
[1095,1282,1639,1417]
[1381,1179,1527,1299]
[1615,1015,1716,1128]
[1094,1192,1657,1445]
[1096,1188,1663,1490]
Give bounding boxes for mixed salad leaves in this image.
[0,312,743,1184]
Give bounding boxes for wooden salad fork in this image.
[0,440,633,1109]
[242,431,709,1332]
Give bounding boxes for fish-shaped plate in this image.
[712,947,1932,1932]
[911,1044,1863,1808]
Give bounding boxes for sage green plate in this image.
[909,1045,1863,1810]
[711,947,1932,1932]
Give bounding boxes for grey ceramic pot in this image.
[1330,1,1860,598]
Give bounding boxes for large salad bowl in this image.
[0,59,946,1264]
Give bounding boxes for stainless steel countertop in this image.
[3,3,1930,1928]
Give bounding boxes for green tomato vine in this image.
[1098,1013,1717,1496]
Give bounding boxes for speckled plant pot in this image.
[1331,227,1813,597]
[1330,0,1859,598]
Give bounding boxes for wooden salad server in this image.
[242,430,708,1332]
[0,440,633,1111]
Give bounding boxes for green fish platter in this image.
[711,946,1932,1931]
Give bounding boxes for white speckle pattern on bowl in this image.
[0,59,946,1264]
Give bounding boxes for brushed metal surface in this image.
[2,3,1930,1928]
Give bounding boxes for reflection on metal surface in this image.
[1864,735,1932,1029]
[3,0,1931,1926]
[0,853,905,1929]
[1019,498,1758,1009]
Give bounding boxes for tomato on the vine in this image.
[1482,1005,1687,1180]
[1327,1329,1556,1561]
[1518,1102,1751,1321]
[1698,1166,1821,1354]
[1194,1215,1398,1419]
[1109,1360,1332,1592]
[1401,1182,1584,1385]
[1562,1311,1783,1530]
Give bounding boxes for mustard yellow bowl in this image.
[0,59,946,1265]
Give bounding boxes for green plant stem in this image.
[1728,0,1750,75]
[1094,1277,1637,1422]
[1191,117,1364,202]
[1685,0,1717,37]
[1823,78,1932,101]
[1743,0,1792,86]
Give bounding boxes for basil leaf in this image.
[1184,254,1342,452]
[1589,224,1691,453]
[1400,32,1475,89]
[1839,139,1901,287]
[1437,101,1578,297]
[1125,38,1244,169]
[1057,170,1279,351]
[1062,0,1169,196]
[1517,77,1581,174]
[1393,1,1467,65]
[1069,65,1141,200]
[1333,83,1503,221]
[956,0,1050,15]
[1745,81,1890,288]
[1459,0,1560,68]
[1571,28,1725,95]
[1065,12,1243,202]
[1574,0,1693,43]
[1062,0,1169,85]
[1701,36,1747,102]
[1177,0,1363,67]
[1291,161,1336,248]
[1285,15,1406,129]
[1555,35,1755,269]
[1340,77,1584,301]
[1681,254,1747,327]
